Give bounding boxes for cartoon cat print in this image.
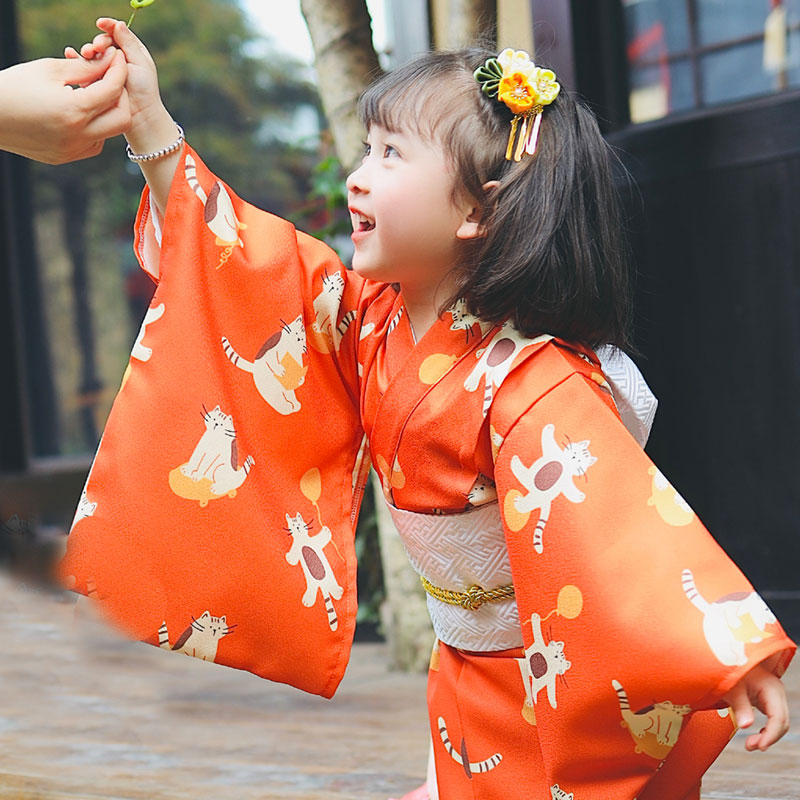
[504,423,597,553]
[648,466,695,526]
[437,716,503,779]
[70,487,97,529]
[185,153,247,258]
[285,512,343,631]
[448,298,493,342]
[551,785,574,800]
[612,679,691,758]
[682,569,776,666]
[308,270,357,353]
[179,404,254,496]
[222,315,308,415]
[158,611,235,661]
[464,322,552,416]
[131,302,165,362]
[522,612,571,709]
[466,473,497,508]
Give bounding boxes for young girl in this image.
[61,18,794,800]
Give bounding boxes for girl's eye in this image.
[362,141,371,158]
[383,144,399,158]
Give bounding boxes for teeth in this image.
[352,210,375,232]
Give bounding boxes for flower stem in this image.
[127,9,136,27]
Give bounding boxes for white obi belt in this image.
[385,346,657,653]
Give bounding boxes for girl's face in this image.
[346,125,477,299]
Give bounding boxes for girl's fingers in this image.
[749,684,790,751]
[726,686,755,731]
[64,46,80,59]
[105,19,153,67]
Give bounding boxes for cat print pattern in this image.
[463,322,553,416]
[611,679,691,760]
[158,610,236,662]
[520,612,571,709]
[647,466,695,526]
[185,153,247,269]
[131,302,165,362]
[169,404,254,506]
[503,423,597,553]
[70,487,97,530]
[437,716,503,779]
[308,270,358,353]
[285,512,344,631]
[222,316,308,415]
[682,569,777,666]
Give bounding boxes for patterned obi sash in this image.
[386,502,523,652]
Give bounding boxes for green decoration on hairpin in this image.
[473,58,503,98]
[127,0,157,28]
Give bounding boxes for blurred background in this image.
[1,0,798,646]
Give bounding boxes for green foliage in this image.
[291,149,352,253]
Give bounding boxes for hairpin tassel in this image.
[525,107,544,156]
[505,116,519,161]
[514,115,529,162]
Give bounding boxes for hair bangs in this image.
[358,54,483,143]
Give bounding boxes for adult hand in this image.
[0,47,130,164]
[66,19,166,151]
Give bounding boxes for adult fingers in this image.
[56,45,115,86]
[74,49,129,116]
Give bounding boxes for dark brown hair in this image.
[357,48,634,351]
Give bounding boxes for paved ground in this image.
[1,573,798,800]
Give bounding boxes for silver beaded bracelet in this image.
[126,122,185,163]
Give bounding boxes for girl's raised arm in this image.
[67,18,179,215]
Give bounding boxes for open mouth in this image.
[350,209,375,233]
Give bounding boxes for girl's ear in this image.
[456,180,500,240]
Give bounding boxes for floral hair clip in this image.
[474,49,560,161]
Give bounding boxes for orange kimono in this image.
[58,146,795,799]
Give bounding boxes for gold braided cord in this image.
[420,576,516,611]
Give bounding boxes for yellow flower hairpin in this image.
[474,49,560,161]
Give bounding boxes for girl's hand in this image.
[721,663,790,751]
[65,18,167,148]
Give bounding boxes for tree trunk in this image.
[433,0,497,49]
[300,0,433,672]
[373,473,435,673]
[299,0,383,171]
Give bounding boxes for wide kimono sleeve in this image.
[56,145,375,698]
[491,353,795,796]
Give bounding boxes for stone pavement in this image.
[0,573,798,800]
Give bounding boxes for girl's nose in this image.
[346,162,368,194]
